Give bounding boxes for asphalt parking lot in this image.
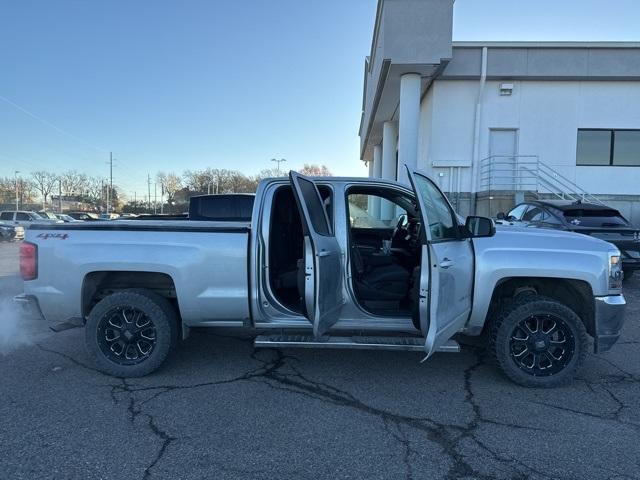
[0,241,639,480]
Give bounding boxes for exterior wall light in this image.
[499,83,514,96]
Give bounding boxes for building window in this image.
[577,129,640,166]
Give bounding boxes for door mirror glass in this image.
[496,212,506,220]
[465,216,496,238]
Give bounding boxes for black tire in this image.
[490,295,588,388]
[623,269,634,281]
[85,289,178,377]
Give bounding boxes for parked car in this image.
[16,171,626,387]
[55,214,84,223]
[100,213,120,220]
[0,210,62,227]
[497,200,640,279]
[38,211,60,221]
[66,211,101,221]
[0,221,24,241]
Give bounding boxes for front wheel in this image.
[490,295,588,387]
[85,290,178,377]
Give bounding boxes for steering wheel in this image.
[391,215,409,246]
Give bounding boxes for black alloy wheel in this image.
[86,289,177,377]
[97,307,157,365]
[509,314,575,376]
[491,294,587,387]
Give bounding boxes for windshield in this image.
[30,212,44,219]
[563,209,629,227]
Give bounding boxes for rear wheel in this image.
[85,290,177,377]
[490,295,587,387]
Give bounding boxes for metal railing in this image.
[479,155,605,205]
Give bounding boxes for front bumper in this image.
[593,295,626,353]
[621,257,640,272]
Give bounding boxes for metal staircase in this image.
[478,155,605,205]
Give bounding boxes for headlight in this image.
[609,254,623,290]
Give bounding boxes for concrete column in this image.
[373,144,382,178]
[381,122,397,181]
[381,122,398,221]
[371,144,383,219]
[367,159,374,178]
[397,73,421,184]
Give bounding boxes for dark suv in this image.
[498,200,640,279]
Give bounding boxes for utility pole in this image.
[154,182,157,214]
[271,158,286,175]
[14,170,20,211]
[106,152,114,214]
[147,174,152,213]
[58,178,62,213]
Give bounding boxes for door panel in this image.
[289,172,344,337]
[407,168,474,358]
[489,129,518,190]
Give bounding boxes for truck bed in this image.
[24,220,252,325]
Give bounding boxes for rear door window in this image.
[0,212,13,220]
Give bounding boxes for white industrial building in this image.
[360,0,640,223]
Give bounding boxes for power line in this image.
[0,94,107,153]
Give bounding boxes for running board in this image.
[253,335,460,353]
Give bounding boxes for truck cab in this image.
[251,171,490,359]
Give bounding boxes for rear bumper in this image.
[593,295,626,353]
[13,293,45,320]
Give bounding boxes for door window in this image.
[0,212,13,220]
[295,177,331,236]
[507,204,528,220]
[522,206,545,222]
[412,175,458,241]
[16,212,30,221]
[347,194,406,229]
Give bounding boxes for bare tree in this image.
[31,171,58,209]
[298,164,332,176]
[17,179,37,206]
[156,172,182,204]
[59,170,84,196]
[85,177,104,204]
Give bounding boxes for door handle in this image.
[439,258,454,269]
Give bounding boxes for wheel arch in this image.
[484,277,595,338]
[82,271,179,319]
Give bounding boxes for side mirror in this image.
[465,216,496,238]
[496,212,506,220]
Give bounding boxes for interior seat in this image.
[350,245,410,301]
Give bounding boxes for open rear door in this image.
[289,171,344,337]
[406,168,474,359]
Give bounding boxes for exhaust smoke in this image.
[0,297,32,355]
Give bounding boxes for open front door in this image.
[406,168,474,359]
[289,171,344,337]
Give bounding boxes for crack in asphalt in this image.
[33,333,640,480]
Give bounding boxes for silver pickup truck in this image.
[17,171,626,387]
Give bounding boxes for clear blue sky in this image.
[1,0,639,199]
